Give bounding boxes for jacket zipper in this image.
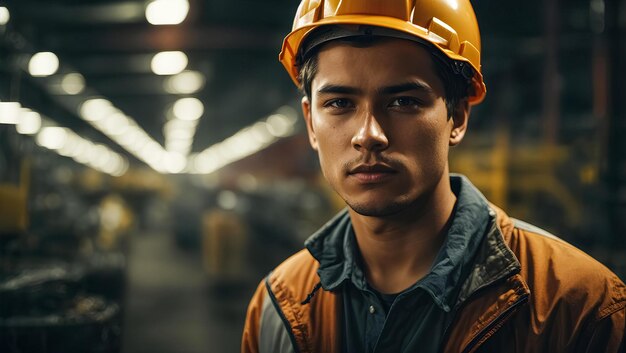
[460,293,529,353]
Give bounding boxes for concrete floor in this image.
[122,232,250,353]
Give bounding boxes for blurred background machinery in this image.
[1,0,625,352]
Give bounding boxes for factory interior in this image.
[0,0,625,352]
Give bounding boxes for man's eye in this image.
[389,97,420,107]
[324,99,353,109]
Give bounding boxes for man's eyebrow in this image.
[378,82,433,95]
[316,82,433,95]
[317,84,362,95]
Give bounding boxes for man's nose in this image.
[351,110,389,152]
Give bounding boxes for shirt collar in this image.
[305,174,491,312]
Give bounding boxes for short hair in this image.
[297,36,472,119]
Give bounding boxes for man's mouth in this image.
[348,163,397,183]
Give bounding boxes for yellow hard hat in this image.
[279,0,486,105]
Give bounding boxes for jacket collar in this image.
[305,174,519,312]
[305,208,354,290]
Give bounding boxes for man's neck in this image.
[348,176,457,294]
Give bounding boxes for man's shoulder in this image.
[508,217,617,280]
[503,215,626,317]
[273,249,318,277]
[268,249,320,296]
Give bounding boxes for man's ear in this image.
[449,99,470,146]
[302,96,318,150]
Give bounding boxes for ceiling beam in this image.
[40,25,283,54]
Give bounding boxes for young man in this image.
[242,1,626,352]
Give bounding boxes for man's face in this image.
[302,38,468,217]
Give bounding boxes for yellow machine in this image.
[0,160,29,234]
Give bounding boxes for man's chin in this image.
[347,201,407,218]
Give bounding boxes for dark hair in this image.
[297,36,472,119]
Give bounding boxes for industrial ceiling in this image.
[1,0,302,174]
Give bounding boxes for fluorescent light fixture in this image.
[36,127,68,150]
[91,145,112,169]
[29,52,60,77]
[151,51,188,75]
[249,122,273,143]
[127,134,150,152]
[164,70,205,94]
[165,120,194,133]
[166,129,195,141]
[266,113,296,137]
[172,97,203,121]
[164,115,196,156]
[76,93,209,174]
[16,109,42,135]
[76,97,167,174]
[0,7,9,26]
[117,127,146,147]
[163,152,187,173]
[189,105,299,174]
[37,123,129,177]
[164,118,196,132]
[146,0,189,25]
[138,141,164,160]
[59,137,86,159]
[100,154,127,176]
[61,73,85,95]
[102,112,130,136]
[0,102,21,124]
[166,138,192,148]
[112,159,129,177]
[80,98,116,122]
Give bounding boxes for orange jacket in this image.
[242,206,626,353]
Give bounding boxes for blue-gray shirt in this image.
[305,175,491,353]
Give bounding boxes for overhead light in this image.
[250,122,273,143]
[16,109,42,135]
[100,154,127,176]
[80,98,116,121]
[117,127,144,147]
[166,138,192,149]
[0,102,21,124]
[151,51,188,75]
[217,190,238,210]
[163,152,187,173]
[74,97,165,175]
[73,141,98,163]
[102,112,131,136]
[28,52,60,77]
[164,70,205,94]
[190,105,299,174]
[36,127,68,150]
[138,141,164,161]
[0,7,9,26]
[91,145,113,169]
[40,126,129,177]
[266,113,296,137]
[164,116,196,129]
[166,128,194,140]
[111,159,129,177]
[61,73,85,95]
[146,0,189,25]
[59,137,86,159]
[172,97,203,121]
